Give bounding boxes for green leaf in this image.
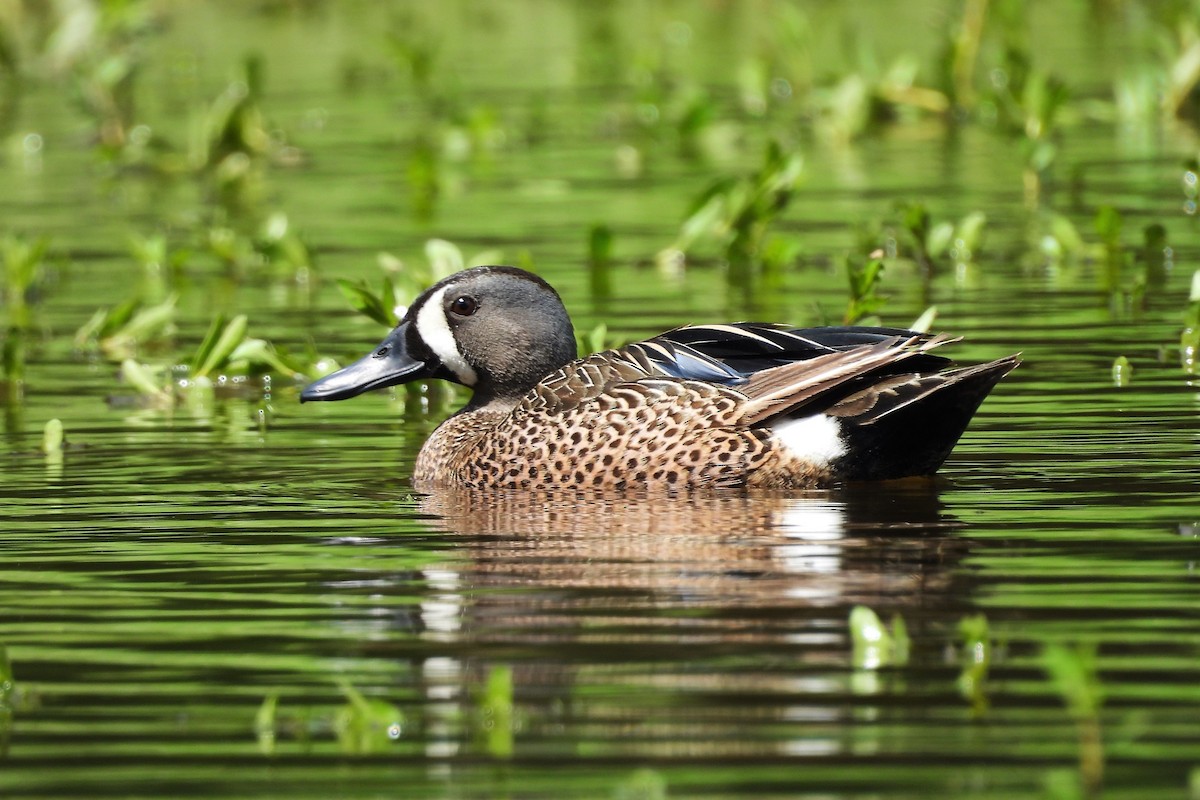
[910,306,938,333]
[194,315,248,378]
[337,279,395,328]
[42,418,64,455]
[116,295,177,343]
[334,681,404,755]
[190,314,226,375]
[956,211,987,253]
[120,359,170,402]
[1094,205,1122,250]
[1049,214,1085,256]
[425,238,464,281]
[926,221,955,258]
[226,337,298,377]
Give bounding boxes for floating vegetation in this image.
[118,312,318,407]
[340,239,501,330]
[75,294,177,360]
[206,211,313,281]
[843,252,887,325]
[848,605,909,670]
[899,201,987,278]
[662,139,803,286]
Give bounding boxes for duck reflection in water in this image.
[414,484,970,637]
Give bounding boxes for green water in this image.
[1,2,1199,798]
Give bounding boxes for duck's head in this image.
[300,266,577,406]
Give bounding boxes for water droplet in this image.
[22,133,43,154]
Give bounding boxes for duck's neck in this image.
[412,403,512,490]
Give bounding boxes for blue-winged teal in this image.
[301,266,1018,490]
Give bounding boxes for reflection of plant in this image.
[956,614,993,717]
[255,682,404,757]
[1042,643,1104,800]
[848,605,909,670]
[473,666,516,758]
[1181,270,1200,375]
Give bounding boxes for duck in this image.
[300,265,1019,490]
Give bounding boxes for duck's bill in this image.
[300,323,430,402]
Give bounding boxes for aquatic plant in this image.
[1092,206,1170,317]
[587,223,614,303]
[1181,270,1200,375]
[1036,212,1088,264]
[42,418,63,456]
[333,681,404,755]
[1155,5,1200,119]
[118,312,317,407]
[843,253,888,325]
[1,234,48,402]
[848,605,909,670]
[75,294,177,360]
[206,211,313,280]
[899,201,988,277]
[956,613,993,716]
[254,683,403,757]
[1111,355,1133,387]
[662,139,803,281]
[254,692,279,755]
[0,1,159,157]
[340,239,501,330]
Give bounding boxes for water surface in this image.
[1,2,1198,798]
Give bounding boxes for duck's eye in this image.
[449,295,479,317]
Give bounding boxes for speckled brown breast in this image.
[411,352,830,491]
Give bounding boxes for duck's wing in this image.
[526,323,957,415]
[734,334,955,425]
[652,323,952,380]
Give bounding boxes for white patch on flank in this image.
[771,414,847,467]
[416,286,478,386]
